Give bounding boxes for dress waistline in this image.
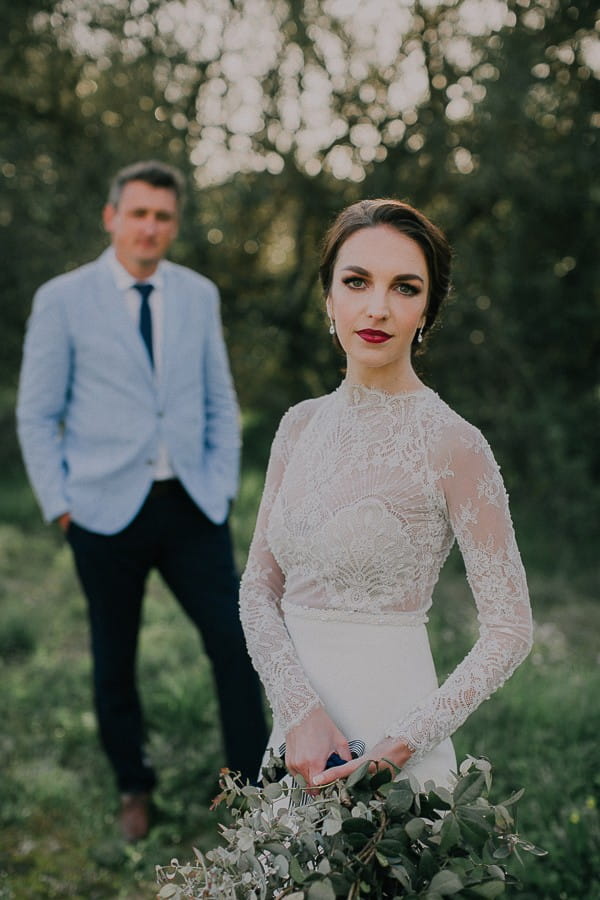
[281,599,428,627]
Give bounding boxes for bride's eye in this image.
[395,282,420,296]
[342,276,366,289]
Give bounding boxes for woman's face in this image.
[326,225,429,389]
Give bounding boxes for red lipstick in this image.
[356,329,392,344]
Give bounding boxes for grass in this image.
[0,472,599,899]
[0,522,231,899]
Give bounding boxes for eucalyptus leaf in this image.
[420,792,451,814]
[306,877,336,900]
[457,806,494,835]
[519,842,547,857]
[291,785,307,805]
[455,821,488,853]
[453,771,487,804]
[485,865,506,880]
[494,804,513,829]
[290,854,308,883]
[446,858,471,877]
[261,841,291,858]
[241,784,260,797]
[438,812,461,852]
[510,837,543,855]
[346,761,371,788]
[157,887,179,899]
[274,854,289,877]
[376,781,394,797]
[262,781,283,801]
[301,834,319,856]
[501,788,525,807]
[386,787,414,817]
[342,817,377,836]
[377,838,406,858]
[418,847,437,881]
[344,832,370,850]
[385,825,408,842]
[390,864,412,889]
[428,869,463,894]
[405,816,426,840]
[430,786,453,808]
[370,767,393,790]
[329,872,352,894]
[322,814,343,836]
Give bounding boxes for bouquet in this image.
[156,755,545,899]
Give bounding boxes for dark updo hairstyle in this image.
[319,199,452,350]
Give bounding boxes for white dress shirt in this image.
[107,248,174,481]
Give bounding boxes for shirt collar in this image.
[106,246,165,292]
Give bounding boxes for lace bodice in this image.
[239,381,532,759]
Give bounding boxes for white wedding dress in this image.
[240,381,533,789]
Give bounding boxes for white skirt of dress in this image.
[265,606,457,791]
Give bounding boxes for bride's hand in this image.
[285,706,350,791]
[311,736,414,787]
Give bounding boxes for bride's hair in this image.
[319,199,452,349]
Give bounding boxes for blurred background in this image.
[0,1,598,897]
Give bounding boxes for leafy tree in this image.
[1,0,598,565]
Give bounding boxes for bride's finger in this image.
[312,757,361,786]
[336,741,352,760]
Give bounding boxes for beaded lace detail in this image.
[239,381,532,759]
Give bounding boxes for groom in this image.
[16,160,267,841]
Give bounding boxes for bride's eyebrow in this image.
[340,265,370,276]
[392,273,425,284]
[341,265,424,284]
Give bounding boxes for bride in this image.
[239,198,533,793]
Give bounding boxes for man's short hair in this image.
[107,160,185,209]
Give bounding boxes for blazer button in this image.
[145,459,154,466]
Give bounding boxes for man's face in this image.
[103,180,179,278]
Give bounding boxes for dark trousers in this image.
[66,480,267,793]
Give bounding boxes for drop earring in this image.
[417,326,424,344]
[329,319,335,336]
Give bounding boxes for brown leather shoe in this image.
[119,792,151,842]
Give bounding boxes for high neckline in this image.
[338,380,433,407]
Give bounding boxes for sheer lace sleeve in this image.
[386,422,533,758]
[239,404,323,734]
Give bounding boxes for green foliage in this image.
[156,757,545,899]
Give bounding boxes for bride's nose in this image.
[366,288,390,319]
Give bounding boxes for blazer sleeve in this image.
[16,285,72,523]
[201,284,241,500]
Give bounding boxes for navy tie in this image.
[134,283,154,367]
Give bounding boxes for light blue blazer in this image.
[16,249,240,534]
